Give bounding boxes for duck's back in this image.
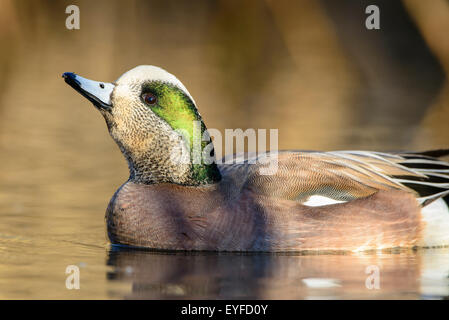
[106,150,449,252]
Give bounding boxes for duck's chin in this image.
[102,112,116,130]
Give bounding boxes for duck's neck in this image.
[123,122,222,186]
[129,161,221,186]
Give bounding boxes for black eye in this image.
[142,93,157,105]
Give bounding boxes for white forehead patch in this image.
[115,65,196,105]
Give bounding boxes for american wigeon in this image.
[63,65,449,252]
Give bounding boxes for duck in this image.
[62,65,449,252]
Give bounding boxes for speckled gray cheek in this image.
[104,84,192,184]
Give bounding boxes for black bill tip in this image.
[62,72,81,88]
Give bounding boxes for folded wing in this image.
[218,149,449,206]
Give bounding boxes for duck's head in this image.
[63,65,221,185]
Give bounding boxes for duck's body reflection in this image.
[106,247,449,299]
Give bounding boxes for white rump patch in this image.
[420,198,449,247]
[303,195,346,207]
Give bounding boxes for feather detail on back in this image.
[218,149,449,207]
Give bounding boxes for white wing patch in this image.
[303,195,346,207]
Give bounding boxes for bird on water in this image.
[63,65,449,252]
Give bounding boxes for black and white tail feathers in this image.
[393,149,449,207]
